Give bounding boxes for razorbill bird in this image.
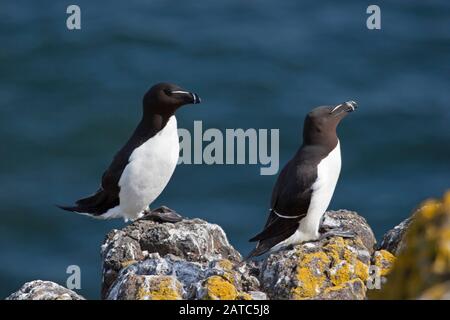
[247,101,357,258]
[59,82,201,222]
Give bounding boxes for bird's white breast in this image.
[117,116,179,220]
[271,141,342,250]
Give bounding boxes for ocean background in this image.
[1,0,449,299]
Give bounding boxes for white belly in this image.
[110,116,179,221]
[271,141,342,250]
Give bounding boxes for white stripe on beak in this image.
[331,100,357,113]
[346,100,357,111]
[331,104,342,113]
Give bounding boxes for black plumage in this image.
[248,101,357,258]
[59,82,200,218]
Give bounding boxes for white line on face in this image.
[171,90,191,95]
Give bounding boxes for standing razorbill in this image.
[247,101,357,258]
[59,82,201,222]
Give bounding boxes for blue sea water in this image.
[0,0,449,299]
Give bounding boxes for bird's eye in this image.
[163,89,172,96]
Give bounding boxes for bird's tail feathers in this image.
[56,204,81,212]
[56,188,111,217]
[245,243,271,261]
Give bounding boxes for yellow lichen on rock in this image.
[196,259,256,300]
[324,237,345,261]
[136,276,183,300]
[329,261,352,286]
[319,278,366,300]
[215,259,236,284]
[203,275,238,300]
[432,191,450,274]
[418,281,450,300]
[217,259,234,271]
[325,237,369,285]
[373,191,450,299]
[373,250,395,277]
[323,278,364,294]
[420,199,442,220]
[291,250,330,299]
[289,235,373,299]
[354,260,369,281]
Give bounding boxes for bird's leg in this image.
[319,229,356,240]
[141,205,183,223]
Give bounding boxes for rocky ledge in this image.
[6,191,450,300]
[6,280,84,300]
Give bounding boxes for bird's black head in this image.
[303,101,357,147]
[142,82,201,117]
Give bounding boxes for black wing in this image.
[59,123,153,216]
[247,147,320,258]
[57,147,130,216]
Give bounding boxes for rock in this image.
[379,216,414,255]
[9,208,403,300]
[320,210,376,254]
[372,250,396,278]
[258,210,385,300]
[101,218,242,298]
[106,253,265,300]
[260,236,372,300]
[417,281,450,300]
[102,209,386,300]
[112,273,184,300]
[6,280,84,300]
[372,191,450,299]
[248,291,268,300]
[314,279,366,300]
[201,275,239,300]
[101,217,263,300]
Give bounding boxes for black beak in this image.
[331,100,358,115]
[343,100,357,112]
[191,92,201,104]
[170,90,201,104]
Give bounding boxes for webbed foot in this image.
[141,206,183,223]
